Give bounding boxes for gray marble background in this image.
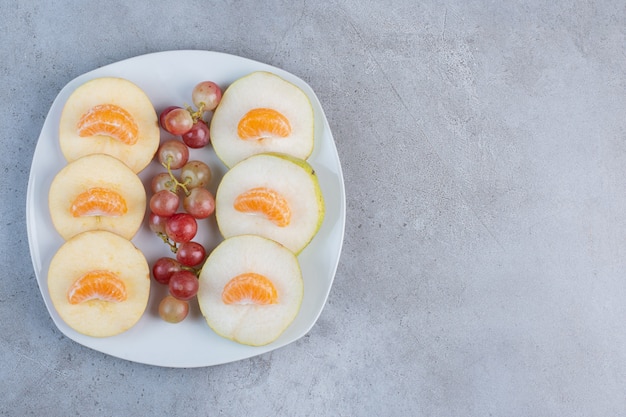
[2,1,626,415]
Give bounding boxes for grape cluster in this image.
[148,81,222,323]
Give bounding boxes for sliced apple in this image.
[48,153,146,240]
[59,77,159,173]
[47,230,150,337]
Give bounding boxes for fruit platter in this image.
[26,50,345,367]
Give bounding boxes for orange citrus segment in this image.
[237,108,291,140]
[222,272,278,305]
[70,187,128,217]
[67,270,127,304]
[77,103,139,145]
[233,187,291,227]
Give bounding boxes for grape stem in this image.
[185,265,202,277]
[157,232,178,253]
[161,156,193,196]
[185,103,206,124]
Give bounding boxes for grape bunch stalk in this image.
[148,81,222,323]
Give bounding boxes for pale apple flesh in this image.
[47,230,150,338]
[48,153,146,241]
[59,77,159,173]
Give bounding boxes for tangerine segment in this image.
[222,272,278,305]
[70,187,128,217]
[233,187,291,227]
[67,270,127,304]
[77,103,139,145]
[237,108,291,140]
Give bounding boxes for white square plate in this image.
[26,50,345,367]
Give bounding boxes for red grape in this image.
[157,140,189,169]
[165,213,197,243]
[159,106,181,129]
[152,257,183,285]
[150,190,180,217]
[183,187,215,219]
[169,270,199,300]
[162,107,194,135]
[151,172,176,193]
[181,120,210,148]
[159,295,189,323]
[192,81,222,111]
[176,241,206,267]
[180,160,211,189]
[148,212,168,234]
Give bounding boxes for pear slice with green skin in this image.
[215,153,324,254]
[198,234,303,346]
[210,71,314,168]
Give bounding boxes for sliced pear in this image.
[48,153,146,240]
[59,77,159,173]
[197,235,303,346]
[210,71,314,168]
[215,153,324,254]
[47,230,150,337]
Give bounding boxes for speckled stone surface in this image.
[2,1,626,415]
